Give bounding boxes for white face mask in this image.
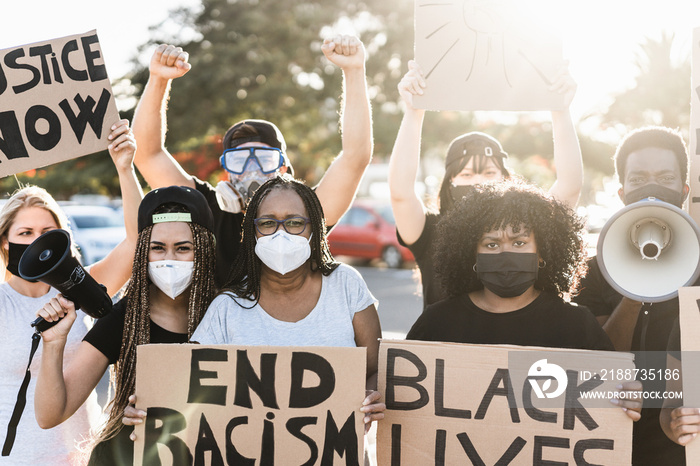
[215,181,244,214]
[148,260,194,299]
[255,230,311,275]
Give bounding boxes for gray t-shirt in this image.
[192,264,377,346]
[0,282,101,465]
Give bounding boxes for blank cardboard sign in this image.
[678,287,700,465]
[413,0,565,111]
[0,30,119,177]
[133,344,366,466]
[689,27,700,224]
[377,340,634,465]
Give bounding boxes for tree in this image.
[598,32,690,133]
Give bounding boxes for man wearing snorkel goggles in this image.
[131,35,372,286]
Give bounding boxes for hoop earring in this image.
[538,259,546,269]
[472,264,477,272]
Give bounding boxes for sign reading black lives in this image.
[377,340,634,465]
[133,344,366,466]
[0,30,119,178]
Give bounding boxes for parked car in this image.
[61,205,126,265]
[327,200,414,268]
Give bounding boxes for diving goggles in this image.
[220,147,287,175]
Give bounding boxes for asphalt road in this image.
[349,262,423,339]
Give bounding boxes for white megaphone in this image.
[597,198,700,303]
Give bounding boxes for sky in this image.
[2,0,700,124]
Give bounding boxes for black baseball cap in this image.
[138,186,214,233]
[445,132,508,168]
[222,119,287,152]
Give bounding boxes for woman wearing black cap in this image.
[388,59,582,308]
[33,186,217,465]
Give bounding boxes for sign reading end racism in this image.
[133,344,367,466]
[0,30,119,178]
[377,340,634,465]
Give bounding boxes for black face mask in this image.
[5,242,37,282]
[476,252,539,298]
[449,185,477,205]
[622,184,684,208]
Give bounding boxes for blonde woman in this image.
[0,119,140,465]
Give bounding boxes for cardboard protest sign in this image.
[413,0,565,111]
[377,340,634,465]
[0,30,119,178]
[689,27,700,223]
[678,287,700,465]
[133,344,366,466]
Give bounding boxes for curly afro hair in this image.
[434,179,587,299]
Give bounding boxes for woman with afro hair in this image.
[406,179,609,350]
[389,60,582,308]
[406,180,643,421]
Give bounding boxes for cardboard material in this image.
[133,344,366,466]
[377,340,634,465]
[690,28,700,223]
[0,31,119,178]
[678,287,700,465]
[413,0,565,111]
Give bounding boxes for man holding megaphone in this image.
[573,126,693,466]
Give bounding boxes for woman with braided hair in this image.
[33,186,217,465]
[191,174,386,433]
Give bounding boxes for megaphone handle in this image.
[29,292,78,332]
[30,315,61,332]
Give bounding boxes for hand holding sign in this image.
[666,407,700,445]
[107,119,136,171]
[548,61,577,109]
[397,60,427,112]
[610,380,643,421]
[361,390,386,433]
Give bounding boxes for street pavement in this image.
[350,263,423,340]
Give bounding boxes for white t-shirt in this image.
[192,263,377,346]
[0,282,101,465]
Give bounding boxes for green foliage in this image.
[597,32,690,133]
[5,2,689,203]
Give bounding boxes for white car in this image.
[61,205,126,265]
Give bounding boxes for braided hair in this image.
[222,174,338,303]
[95,203,217,444]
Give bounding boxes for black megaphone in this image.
[18,229,113,332]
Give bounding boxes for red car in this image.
[327,200,414,268]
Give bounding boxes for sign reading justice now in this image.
[0,30,119,177]
[133,344,367,466]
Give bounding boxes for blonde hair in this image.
[0,186,76,280]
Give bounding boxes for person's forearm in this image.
[35,341,70,428]
[549,108,582,208]
[366,371,378,391]
[602,298,643,351]
[115,164,143,243]
[132,76,170,169]
[388,109,425,203]
[340,66,372,169]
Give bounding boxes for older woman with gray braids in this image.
[33,186,216,466]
